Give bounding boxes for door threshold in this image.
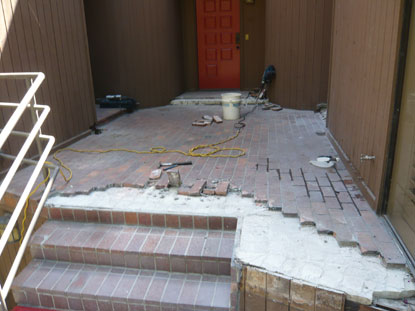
[384,215,415,276]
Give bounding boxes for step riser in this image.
[46,207,238,231]
[32,246,231,276]
[12,261,231,311]
[30,222,235,276]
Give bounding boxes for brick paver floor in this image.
[7,104,405,266]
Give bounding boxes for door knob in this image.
[360,154,376,162]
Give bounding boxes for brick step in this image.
[30,221,235,275]
[12,259,231,311]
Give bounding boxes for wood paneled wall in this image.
[180,0,199,91]
[240,0,265,90]
[265,0,332,110]
[0,0,96,165]
[327,0,403,209]
[84,0,185,109]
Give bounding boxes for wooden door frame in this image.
[381,0,413,215]
[382,0,415,274]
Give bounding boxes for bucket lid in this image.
[221,92,242,99]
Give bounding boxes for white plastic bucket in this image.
[221,92,241,120]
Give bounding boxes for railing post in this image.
[0,73,56,306]
[0,283,7,311]
[25,78,48,179]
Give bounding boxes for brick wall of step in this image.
[11,212,241,311]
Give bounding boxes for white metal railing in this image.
[0,73,58,311]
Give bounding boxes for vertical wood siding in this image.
[180,0,199,91]
[240,0,266,90]
[327,0,403,208]
[0,0,96,165]
[265,0,332,110]
[84,0,184,108]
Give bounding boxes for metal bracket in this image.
[360,154,376,162]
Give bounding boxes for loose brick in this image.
[177,186,191,196]
[149,169,162,180]
[213,115,223,123]
[155,173,169,189]
[203,187,216,195]
[189,180,207,196]
[215,181,230,196]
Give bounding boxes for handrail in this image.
[0,72,57,311]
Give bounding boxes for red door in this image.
[196,0,240,89]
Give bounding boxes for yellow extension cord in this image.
[53,128,246,183]
[20,163,51,244]
[19,129,246,242]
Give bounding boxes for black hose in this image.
[234,86,263,130]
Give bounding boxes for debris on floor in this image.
[167,169,181,187]
[262,103,282,111]
[310,160,335,168]
[310,155,339,168]
[193,114,224,126]
[192,120,209,127]
[203,115,213,123]
[213,115,223,123]
[149,169,162,180]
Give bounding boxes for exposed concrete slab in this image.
[46,187,415,305]
[171,91,269,105]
